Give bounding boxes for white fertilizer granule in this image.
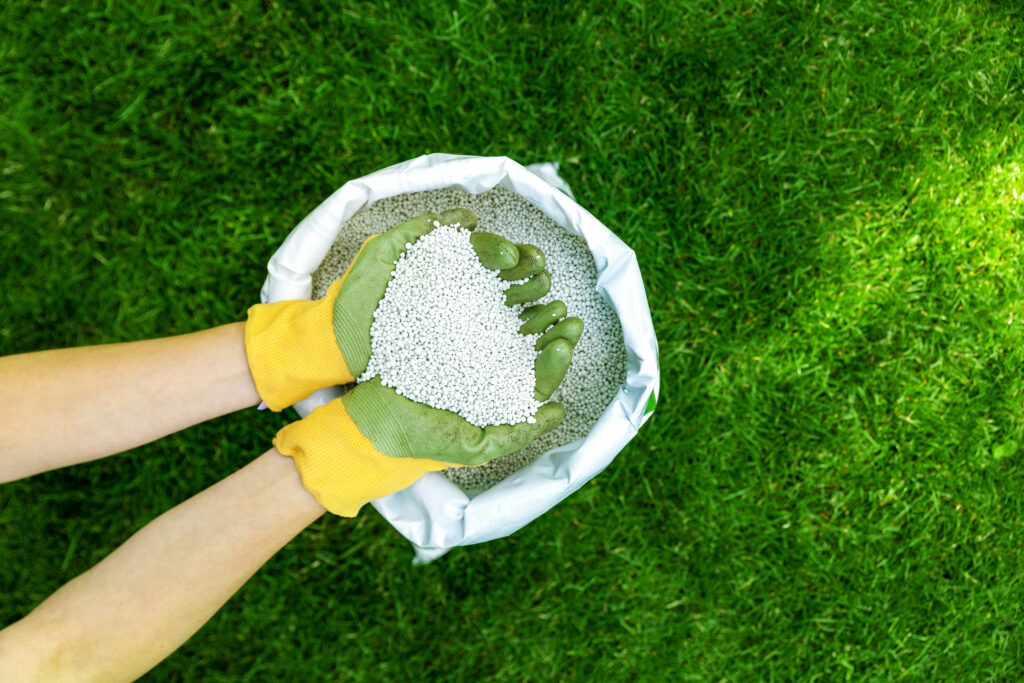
[358,222,542,428]
[312,185,627,492]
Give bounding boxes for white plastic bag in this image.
[260,154,659,562]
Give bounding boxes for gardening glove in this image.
[244,208,553,411]
[274,382,567,517]
[275,284,585,516]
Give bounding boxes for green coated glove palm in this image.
[327,318,579,469]
[342,376,567,466]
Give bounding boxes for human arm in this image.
[0,447,324,683]
[0,323,261,483]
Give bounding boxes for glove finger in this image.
[438,208,478,231]
[519,305,542,320]
[518,300,567,335]
[505,271,551,305]
[380,209,478,253]
[534,338,573,401]
[470,232,519,270]
[499,244,546,281]
[354,214,437,269]
[385,212,443,242]
[356,208,481,284]
[535,316,583,351]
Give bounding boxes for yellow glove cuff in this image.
[245,279,353,411]
[273,399,452,517]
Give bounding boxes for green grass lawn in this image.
[3,0,1024,679]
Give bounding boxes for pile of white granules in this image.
[312,185,627,492]
[358,221,543,428]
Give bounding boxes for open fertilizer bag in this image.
[260,153,659,562]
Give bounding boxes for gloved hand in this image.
[244,208,552,411]
[273,381,567,516]
[274,315,583,517]
[275,299,584,516]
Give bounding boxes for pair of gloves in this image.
[244,209,582,516]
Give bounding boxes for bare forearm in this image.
[0,448,325,682]
[0,323,261,482]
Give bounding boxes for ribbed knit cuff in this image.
[273,400,448,517]
[244,280,353,411]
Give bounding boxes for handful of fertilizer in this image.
[358,216,578,429]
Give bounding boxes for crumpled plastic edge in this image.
[259,153,660,563]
